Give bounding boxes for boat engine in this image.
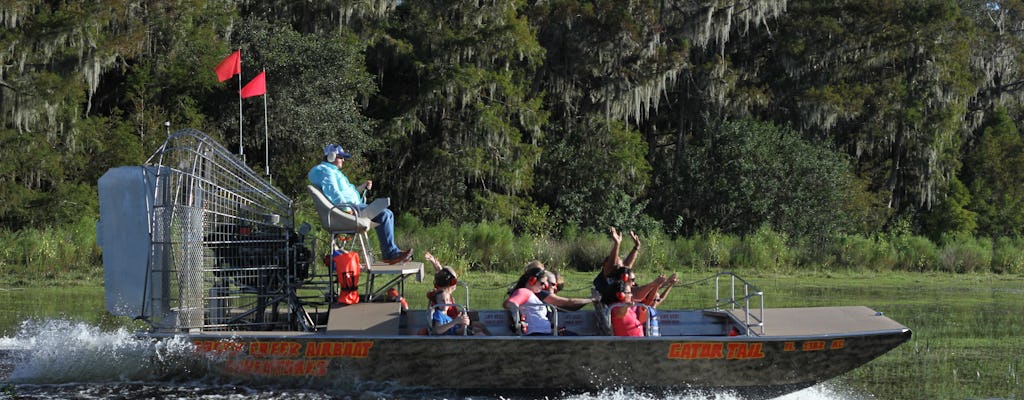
[97,129,323,332]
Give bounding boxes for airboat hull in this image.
[145,306,910,399]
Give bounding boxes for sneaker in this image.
[382,248,413,265]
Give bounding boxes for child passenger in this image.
[424,251,489,335]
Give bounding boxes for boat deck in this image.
[730,305,908,337]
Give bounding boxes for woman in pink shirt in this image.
[504,267,557,335]
[609,280,649,337]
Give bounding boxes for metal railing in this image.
[713,272,765,335]
[140,128,316,332]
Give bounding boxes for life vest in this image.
[426,289,459,318]
[330,251,360,304]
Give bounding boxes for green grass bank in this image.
[3,213,1024,286]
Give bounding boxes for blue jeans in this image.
[356,204,401,259]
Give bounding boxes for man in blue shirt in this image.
[308,144,412,264]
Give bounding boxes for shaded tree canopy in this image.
[2,0,1024,243]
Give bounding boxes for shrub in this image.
[892,234,940,272]
[566,230,611,273]
[991,237,1024,274]
[938,234,992,273]
[831,234,897,271]
[0,216,101,283]
[733,225,792,271]
[690,231,737,270]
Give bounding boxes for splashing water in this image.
[1,319,866,400]
[1,319,199,384]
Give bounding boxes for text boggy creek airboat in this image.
[96,129,911,399]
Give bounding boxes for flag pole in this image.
[262,68,271,181]
[238,64,244,157]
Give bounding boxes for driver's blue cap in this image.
[324,144,351,159]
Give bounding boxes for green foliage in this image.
[963,108,1024,238]
[672,119,856,241]
[536,117,653,233]
[366,0,547,231]
[0,216,101,284]
[733,226,794,272]
[891,234,940,272]
[686,231,740,271]
[917,176,978,240]
[830,234,898,271]
[5,0,1024,280]
[937,233,992,273]
[991,236,1024,274]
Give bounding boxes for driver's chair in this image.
[307,185,423,302]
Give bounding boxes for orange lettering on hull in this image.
[802,341,826,351]
[726,342,765,359]
[668,342,764,360]
[668,342,724,360]
[193,340,246,355]
[226,359,329,376]
[305,341,374,358]
[249,341,303,358]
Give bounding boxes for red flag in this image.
[240,71,266,98]
[214,50,241,82]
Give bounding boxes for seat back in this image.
[307,185,370,233]
[604,302,653,336]
[507,303,559,336]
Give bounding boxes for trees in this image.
[365,0,547,233]
[226,20,377,195]
[0,1,234,228]
[3,0,1024,246]
[667,119,856,241]
[963,108,1024,237]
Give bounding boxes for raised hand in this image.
[630,230,641,248]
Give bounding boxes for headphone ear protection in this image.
[434,268,458,288]
[616,291,626,301]
[326,152,337,162]
[525,267,544,287]
[444,269,457,287]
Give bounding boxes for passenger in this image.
[608,280,649,337]
[549,270,565,294]
[537,267,599,312]
[524,259,545,273]
[424,251,489,335]
[507,259,546,296]
[639,272,678,308]
[594,227,660,304]
[635,273,678,336]
[308,144,412,264]
[504,267,558,335]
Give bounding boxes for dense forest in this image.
[3,0,1024,248]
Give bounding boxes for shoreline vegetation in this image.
[2,212,1022,287]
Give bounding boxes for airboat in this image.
[95,129,911,399]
